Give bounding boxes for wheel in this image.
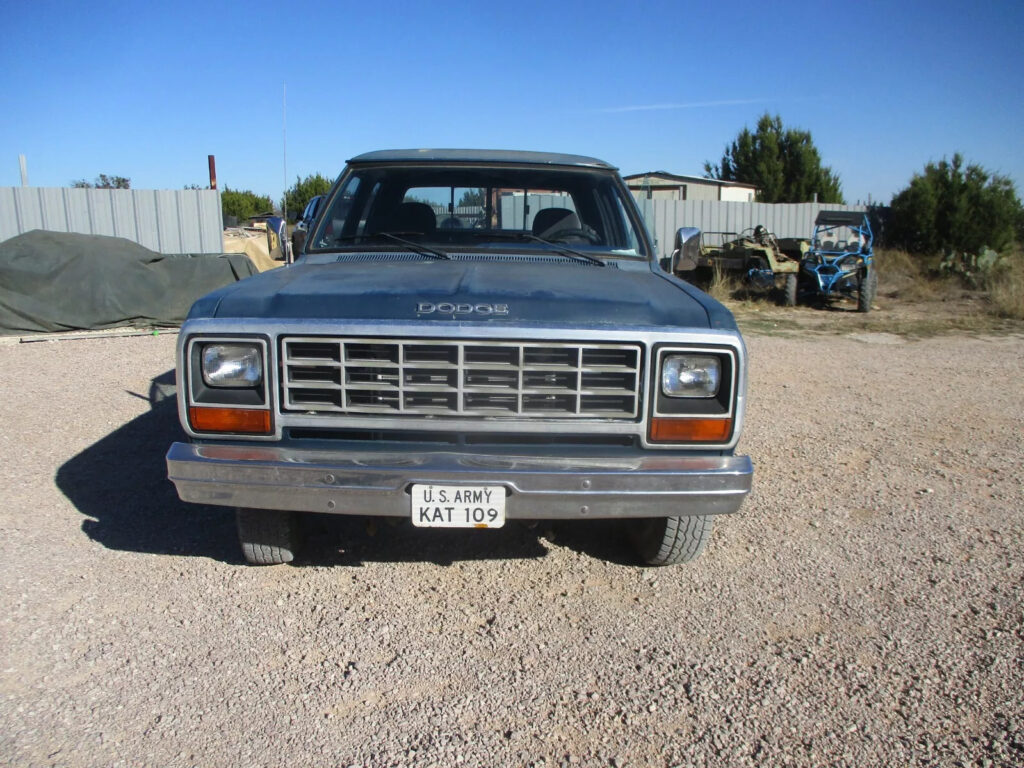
[783,273,798,306]
[291,229,307,257]
[236,508,301,565]
[627,515,714,566]
[857,268,877,313]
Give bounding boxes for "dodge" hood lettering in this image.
[417,302,509,316]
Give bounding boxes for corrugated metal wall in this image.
[500,193,574,230]
[0,187,224,254]
[635,199,867,257]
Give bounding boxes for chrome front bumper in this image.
[166,442,753,519]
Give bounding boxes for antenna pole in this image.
[282,83,290,262]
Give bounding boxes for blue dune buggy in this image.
[800,211,876,313]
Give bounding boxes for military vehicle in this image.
[671,226,808,306]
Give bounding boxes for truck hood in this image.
[189,257,733,330]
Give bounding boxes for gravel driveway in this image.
[1,330,1022,767]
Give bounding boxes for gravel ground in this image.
[1,330,1022,768]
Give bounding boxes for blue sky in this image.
[3,0,1022,206]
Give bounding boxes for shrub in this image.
[888,154,1022,255]
[221,187,274,222]
[282,174,333,219]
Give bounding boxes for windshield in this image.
[812,220,872,256]
[307,164,650,259]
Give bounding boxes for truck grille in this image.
[281,337,642,419]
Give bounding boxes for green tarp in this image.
[0,230,257,335]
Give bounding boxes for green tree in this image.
[282,173,333,217]
[705,114,844,204]
[457,188,485,208]
[221,187,274,222]
[71,174,131,189]
[888,153,1022,255]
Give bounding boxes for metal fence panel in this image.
[111,190,139,242]
[156,190,182,252]
[0,188,18,238]
[66,189,92,232]
[133,191,161,252]
[637,199,867,258]
[499,193,578,231]
[86,189,114,234]
[0,187,224,254]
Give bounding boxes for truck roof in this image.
[346,149,616,170]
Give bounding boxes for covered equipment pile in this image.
[0,230,258,335]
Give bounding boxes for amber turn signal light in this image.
[189,406,272,434]
[649,417,732,444]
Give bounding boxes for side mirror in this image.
[287,210,299,224]
[671,227,701,273]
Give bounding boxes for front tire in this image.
[236,508,301,565]
[857,268,877,313]
[628,515,714,566]
[783,273,798,306]
[291,230,307,259]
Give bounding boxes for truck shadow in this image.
[55,370,240,562]
[57,371,633,566]
[298,516,636,567]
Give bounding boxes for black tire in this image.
[783,273,798,306]
[857,268,877,313]
[236,508,301,565]
[627,515,714,566]
[291,229,307,258]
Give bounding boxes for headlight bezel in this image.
[649,345,737,445]
[185,335,272,435]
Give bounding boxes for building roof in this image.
[623,171,757,190]
[347,149,616,170]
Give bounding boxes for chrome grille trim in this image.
[281,337,642,419]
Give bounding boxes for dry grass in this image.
[728,297,1024,339]
[874,247,1024,321]
[985,248,1024,320]
[705,264,742,304]
[874,249,946,302]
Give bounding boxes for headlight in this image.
[661,354,720,398]
[837,256,862,274]
[202,343,263,387]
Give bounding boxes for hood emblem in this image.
[417,302,509,317]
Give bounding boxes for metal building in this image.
[624,172,758,203]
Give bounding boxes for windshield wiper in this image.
[321,232,450,260]
[472,232,604,267]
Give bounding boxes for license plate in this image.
[410,484,506,528]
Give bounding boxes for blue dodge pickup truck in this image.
[166,149,752,566]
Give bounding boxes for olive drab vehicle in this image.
[671,226,809,306]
